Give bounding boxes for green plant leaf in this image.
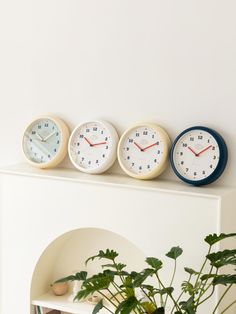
[82,272,114,290]
[200,274,217,281]
[159,287,174,295]
[102,263,127,271]
[132,268,155,287]
[166,247,183,260]
[212,275,236,286]
[184,268,198,275]
[74,289,91,301]
[179,296,196,314]
[115,296,139,314]
[146,257,163,271]
[181,281,196,295]
[204,233,236,246]
[54,271,87,283]
[86,249,119,264]
[207,249,236,268]
[92,299,103,314]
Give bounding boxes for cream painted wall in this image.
[0,0,236,186]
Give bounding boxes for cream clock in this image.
[68,120,119,174]
[22,116,70,169]
[117,123,171,180]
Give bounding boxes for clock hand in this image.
[188,146,198,156]
[84,136,94,147]
[143,142,158,151]
[196,145,212,157]
[44,131,56,142]
[92,141,107,146]
[36,132,44,142]
[134,141,144,152]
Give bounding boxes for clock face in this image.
[118,124,170,179]
[22,116,69,168]
[170,126,228,185]
[68,121,118,174]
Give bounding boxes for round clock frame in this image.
[68,120,119,174]
[117,123,171,180]
[22,115,70,169]
[170,126,228,186]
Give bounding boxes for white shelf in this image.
[0,163,234,199]
[32,293,108,314]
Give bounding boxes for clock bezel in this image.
[22,115,70,169]
[170,126,228,186]
[117,123,171,180]
[68,120,119,174]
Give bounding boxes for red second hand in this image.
[197,145,212,157]
[143,142,157,151]
[93,141,107,146]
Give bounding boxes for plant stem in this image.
[156,273,182,313]
[220,299,236,314]
[212,284,233,314]
[98,290,118,309]
[198,285,215,306]
[107,288,120,305]
[140,286,157,307]
[112,258,125,284]
[165,259,177,306]
[194,245,212,289]
[111,282,125,301]
[155,273,164,307]
[103,304,115,314]
[170,274,192,314]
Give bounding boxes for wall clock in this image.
[117,123,171,180]
[22,116,70,169]
[68,120,119,174]
[170,126,228,186]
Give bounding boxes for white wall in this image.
[0,0,236,186]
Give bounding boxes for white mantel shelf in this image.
[1,163,236,314]
[0,163,234,199]
[32,293,107,314]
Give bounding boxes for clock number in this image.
[183,143,187,147]
[128,139,133,143]
[136,133,140,137]
[143,131,148,135]
[190,137,194,141]
[93,127,97,131]
[198,135,203,139]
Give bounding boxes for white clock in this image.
[117,123,171,180]
[68,120,119,174]
[22,116,70,169]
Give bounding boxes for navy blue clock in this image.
[170,126,228,186]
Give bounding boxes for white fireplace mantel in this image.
[0,163,235,314]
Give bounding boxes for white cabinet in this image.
[0,163,235,314]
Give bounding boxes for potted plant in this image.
[55,233,236,314]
